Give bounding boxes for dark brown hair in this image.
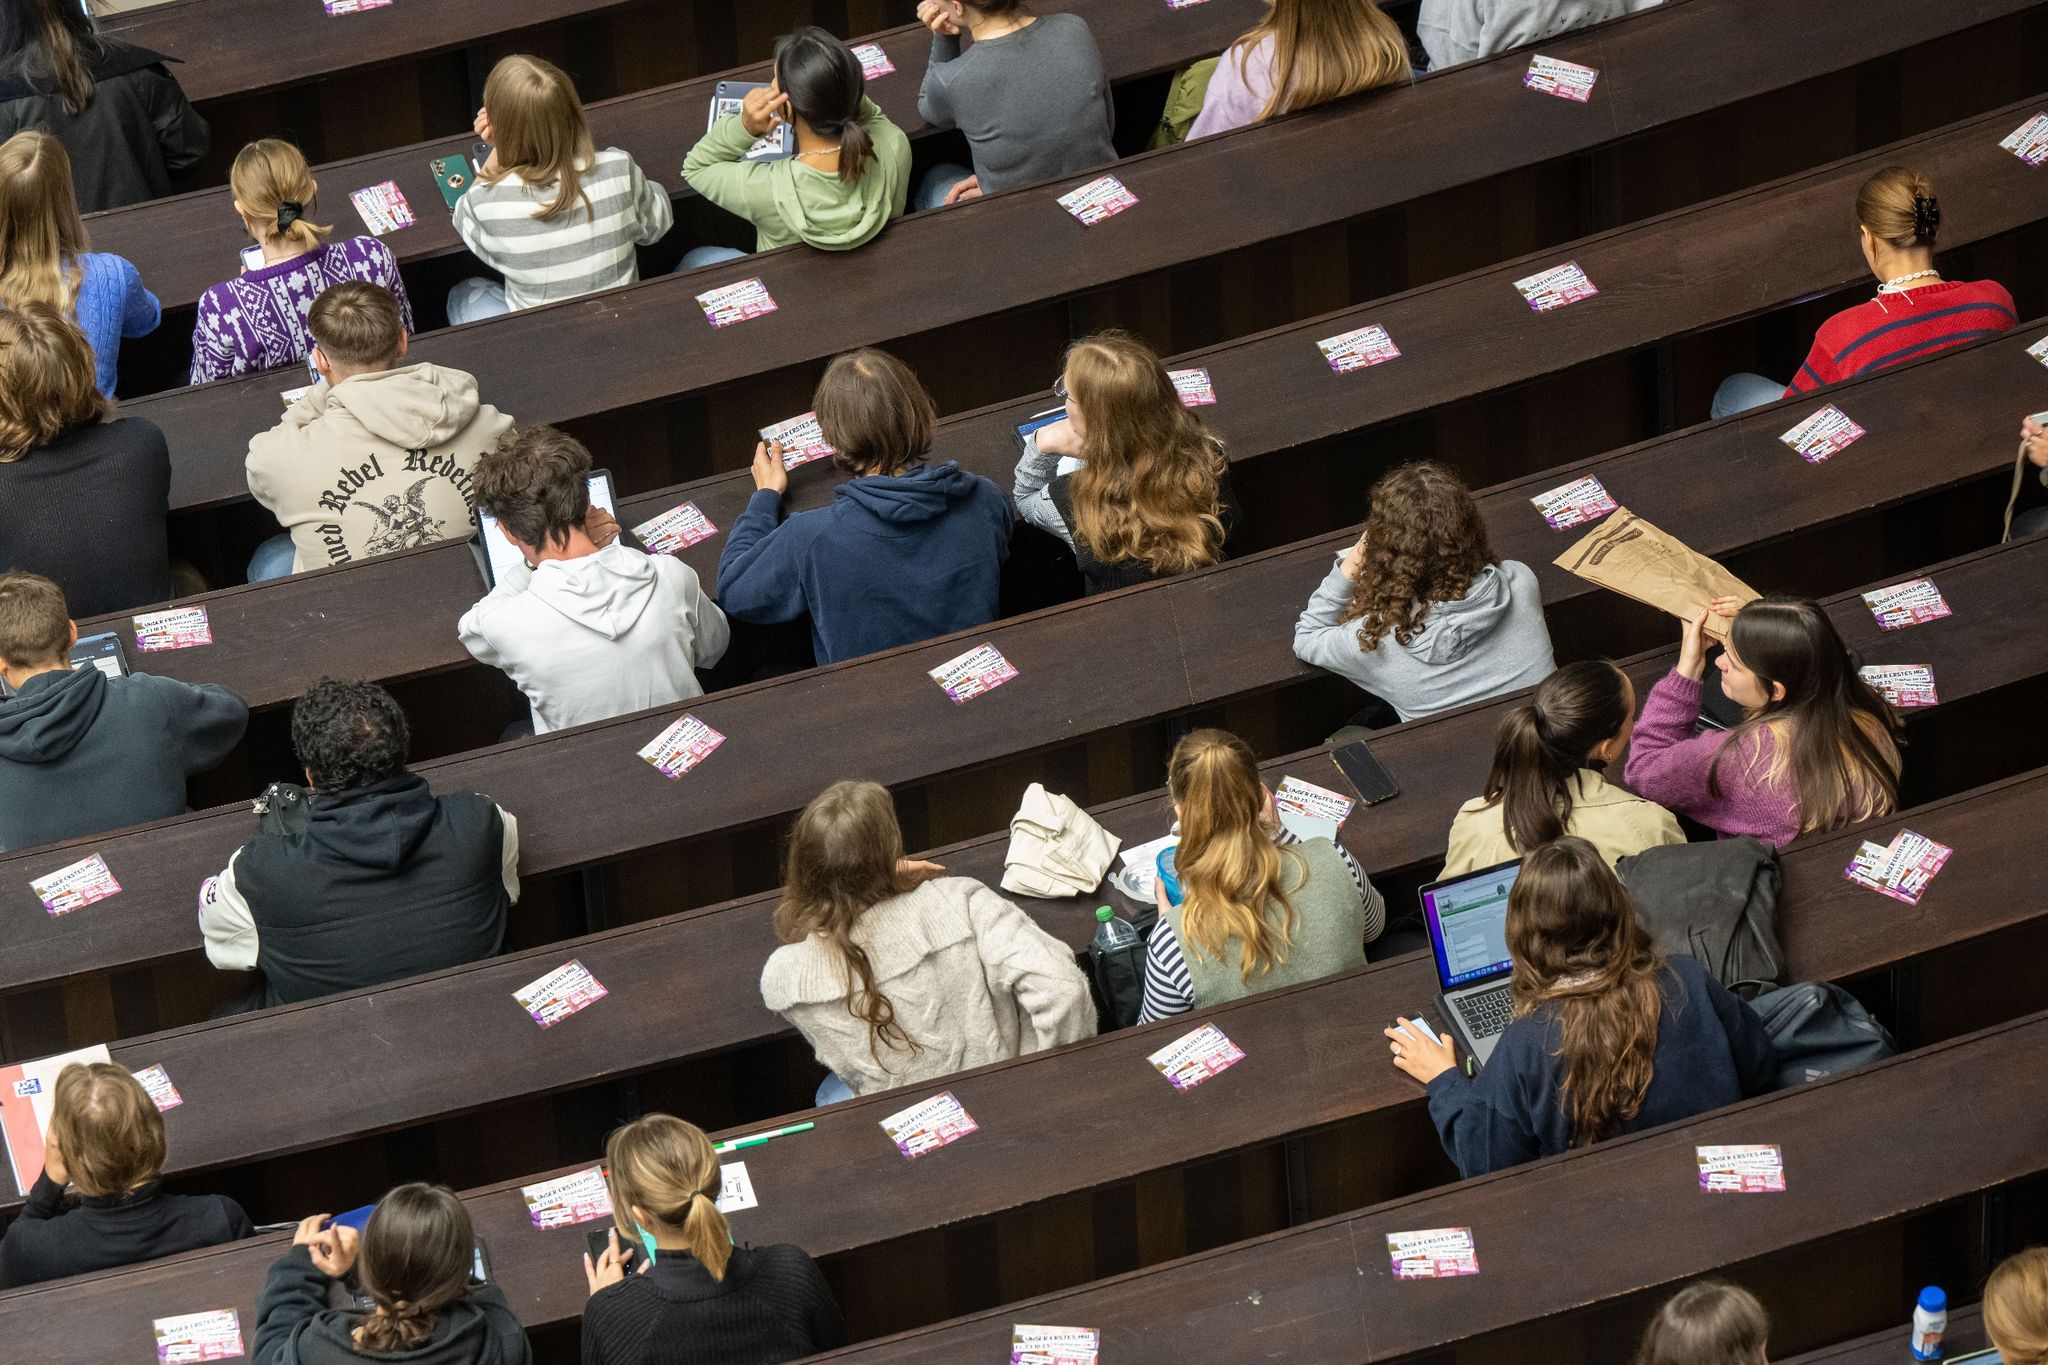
[0,570,70,667]
[773,780,920,1064]
[814,348,935,477]
[1,0,106,115]
[473,425,593,551]
[1505,837,1665,1147]
[1340,461,1498,651]
[774,28,873,185]
[1478,661,1634,854]
[1855,165,1938,250]
[1634,1280,1771,1365]
[0,302,108,462]
[353,1184,475,1353]
[309,281,405,367]
[48,1063,165,1197]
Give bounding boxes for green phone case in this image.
[430,154,473,209]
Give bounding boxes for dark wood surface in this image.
[23,531,2044,1216]
[1780,1306,1991,1363]
[127,0,2044,511]
[795,1009,2048,1363]
[2,767,2040,1360]
[89,0,1264,315]
[84,98,2048,707]
[15,316,2042,992]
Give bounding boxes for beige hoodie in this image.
[245,363,514,574]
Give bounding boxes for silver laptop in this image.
[1420,856,1523,1069]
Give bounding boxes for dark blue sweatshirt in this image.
[1425,953,1777,1177]
[714,462,1012,665]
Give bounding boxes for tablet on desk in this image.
[0,632,125,699]
[472,469,617,590]
[709,82,794,162]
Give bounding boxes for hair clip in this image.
[277,199,304,231]
[1911,194,1940,240]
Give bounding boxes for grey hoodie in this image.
[0,666,248,854]
[1292,554,1556,722]
[457,541,730,734]
[245,363,514,574]
[1416,0,1628,70]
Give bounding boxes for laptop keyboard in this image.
[1457,985,1514,1038]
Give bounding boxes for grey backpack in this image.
[1618,837,1786,994]
[1746,980,1898,1087]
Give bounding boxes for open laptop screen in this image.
[1421,858,1521,989]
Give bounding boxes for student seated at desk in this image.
[199,679,520,1010]
[761,780,1095,1103]
[0,0,208,212]
[581,1115,844,1365]
[0,572,247,854]
[254,1184,530,1365]
[448,54,674,324]
[911,0,1115,208]
[717,348,1010,664]
[244,281,514,582]
[2014,414,2048,541]
[1190,0,1411,140]
[1417,0,1624,72]
[1292,461,1555,723]
[1387,837,1776,1178]
[0,304,176,617]
[680,28,910,264]
[1012,331,1239,595]
[191,139,414,386]
[460,425,728,734]
[1711,166,2016,418]
[1986,1247,2048,1364]
[1442,659,1683,877]
[0,1062,253,1288]
[1624,597,1901,848]
[1635,1281,1771,1365]
[0,131,158,397]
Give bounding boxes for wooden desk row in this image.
[3,763,2041,1361]
[29,532,2047,1220]
[88,96,2048,711]
[129,0,2042,511]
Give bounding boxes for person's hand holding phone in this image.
[583,1229,634,1295]
[752,441,791,495]
[293,1213,360,1278]
[1384,1017,1459,1086]
[741,85,790,139]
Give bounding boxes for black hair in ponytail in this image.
[774,26,872,185]
[1478,661,1634,855]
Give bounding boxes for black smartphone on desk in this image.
[1332,741,1399,805]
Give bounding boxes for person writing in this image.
[1442,660,1683,876]
[0,1062,253,1288]
[760,779,1095,1103]
[1386,837,1776,1177]
[1137,729,1384,1024]
[1624,597,1901,847]
[581,1114,844,1364]
[1190,0,1412,139]
[1012,331,1238,595]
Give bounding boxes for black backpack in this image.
[1746,980,1898,1087]
[1618,837,1787,994]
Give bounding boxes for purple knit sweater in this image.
[1623,670,1801,847]
[187,237,412,386]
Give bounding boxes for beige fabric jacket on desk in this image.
[1441,769,1684,876]
[759,875,1096,1096]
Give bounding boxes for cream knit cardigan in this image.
[759,876,1097,1096]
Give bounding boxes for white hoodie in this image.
[457,541,730,734]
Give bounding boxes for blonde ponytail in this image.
[1167,729,1298,981]
[1987,1248,2048,1365]
[605,1114,734,1281]
[229,139,331,253]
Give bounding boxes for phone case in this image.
[1332,742,1400,805]
[430,154,473,209]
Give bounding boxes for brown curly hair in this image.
[1339,461,1497,650]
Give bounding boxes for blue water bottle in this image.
[1156,845,1183,906]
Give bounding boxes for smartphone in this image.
[469,1236,491,1285]
[240,244,265,272]
[1331,741,1399,805]
[429,153,473,209]
[585,1226,634,1268]
[2028,410,2048,428]
[324,1203,376,1233]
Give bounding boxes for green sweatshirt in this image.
[681,99,910,252]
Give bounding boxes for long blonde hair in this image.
[1235,0,1410,124]
[0,132,85,313]
[773,780,921,1062]
[604,1115,734,1281]
[480,54,595,222]
[1167,729,1299,981]
[1065,332,1229,578]
[230,139,331,254]
[1987,1248,2048,1365]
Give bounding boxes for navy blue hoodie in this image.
[715,462,1012,665]
[0,666,247,854]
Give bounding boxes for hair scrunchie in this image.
[277,199,305,232]
[1911,194,1940,243]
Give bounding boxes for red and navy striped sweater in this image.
[1784,277,2017,397]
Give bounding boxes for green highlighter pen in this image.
[714,1121,816,1154]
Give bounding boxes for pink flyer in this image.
[880,1091,979,1159]
[1524,55,1598,102]
[133,1064,185,1113]
[637,714,726,780]
[513,960,609,1028]
[520,1165,613,1229]
[1530,475,1618,530]
[324,0,391,12]
[1861,578,1951,631]
[1168,367,1216,407]
[2000,113,2048,166]
[851,43,895,79]
[1057,175,1138,226]
[1387,1227,1479,1279]
[929,643,1018,703]
[1779,404,1865,463]
[349,181,415,235]
[153,1309,244,1363]
[1316,324,1402,374]
[1147,1023,1246,1091]
[31,853,122,915]
[1514,261,1598,312]
[696,278,779,328]
[760,412,838,469]
[134,606,211,652]
[632,503,719,555]
[1696,1145,1786,1193]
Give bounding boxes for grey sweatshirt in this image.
[917,13,1116,194]
[1416,0,1627,70]
[1291,554,1557,722]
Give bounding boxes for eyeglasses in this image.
[1052,375,1068,399]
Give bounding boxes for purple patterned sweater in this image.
[187,237,413,385]
[1622,670,1801,848]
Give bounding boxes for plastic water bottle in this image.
[1911,1285,1947,1360]
[1092,906,1139,951]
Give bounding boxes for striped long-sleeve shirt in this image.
[452,147,674,313]
[1782,278,2016,397]
[1136,831,1386,1024]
